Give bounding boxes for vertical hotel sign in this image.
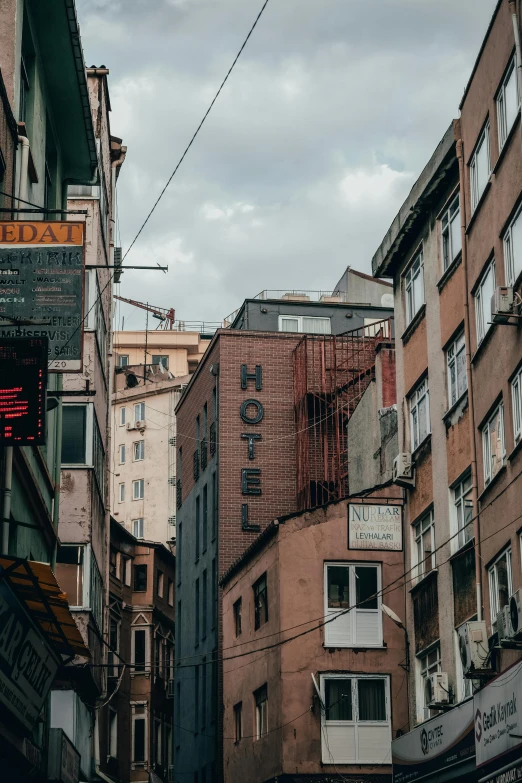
[0,221,85,371]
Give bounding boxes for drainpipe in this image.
[1,135,32,554]
[456,135,483,621]
[51,374,63,570]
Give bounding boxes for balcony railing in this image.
[224,290,349,326]
[176,479,182,510]
[200,438,208,471]
[193,449,200,482]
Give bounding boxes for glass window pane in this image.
[497,554,510,609]
[62,406,87,463]
[325,679,352,721]
[279,318,298,332]
[355,567,377,609]
[504,66,518,136]
[450,212,461,260]
[327,566,350,608]
[302,317,331,335]
[358,679,386,721]
[511,210,522,283]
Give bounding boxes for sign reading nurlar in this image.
[348,503,403,551]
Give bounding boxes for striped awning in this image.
[0,556,90,658]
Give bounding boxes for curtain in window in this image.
[325,679,352,721]
[280,317,298,332]
[62,406,87,463]
[358,679,386,721]
[302,317,331,334]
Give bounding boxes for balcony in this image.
[209,421,216,456]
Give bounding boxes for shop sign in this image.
[474,661,522,767]
[348,503,403,551]
[0,221,85,372]
[0,576,59,731]
[48,728,80,783]
[0,337,47,446]
[482,760,522,783]
[392,698,475,782]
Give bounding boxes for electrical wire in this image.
[121,0,272,263]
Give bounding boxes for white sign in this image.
[348,504,402,551]
[474,661,522,767]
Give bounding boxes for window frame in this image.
[233,597,242,638]
[277,314,332,334]
[488,547,513,630]
[120,407,127,426]
[119,355,129,367]
[132,518,144,539]
[119,444,126,464]
[133,440,145,461]
[253,573,268,631]
[503,202,522,287]
[119,483,125,503]
[151,355,169,369]
[133,563,148,592]
[134,402,146,422]
[323,562,383,648]
[497,56,519,151]
[512,365,522,445]
[132,627,150,673]
[481,402,505,486]
[108,707,118,758]
[470,122,491,212]
[409,377,430,451]
[474,260,496,346]
[446,331,467,409]
[234,702,242,743]
[404,249,424,325]
[417,644,442,723]
[413,509,436,583]
[254,684,268,740]
[441,194,462,272]
[131,707,148,763]
[452,473,473,552]
[61,403,90,466]
[133,479,145,500]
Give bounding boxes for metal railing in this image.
[223,290,349,326]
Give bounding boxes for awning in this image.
[0,556,90,658]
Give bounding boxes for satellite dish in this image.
[381,604,404,628]
[381,292,394,307]
[311,673,325,710]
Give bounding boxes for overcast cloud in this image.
[77,0,497,329]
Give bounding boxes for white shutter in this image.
[322,724,356,764]
[357,724,392,764]
[355,610,381,646]
[324,608,352,647]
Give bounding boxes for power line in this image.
[121,0,272,263]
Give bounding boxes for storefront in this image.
[392,698,477,783]
[474,661,522,783]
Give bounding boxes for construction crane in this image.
[114,295,176,330]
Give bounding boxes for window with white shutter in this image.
[324,563,382,648]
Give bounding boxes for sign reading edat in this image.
[0,221,85,372]
[474,661,522,767]
[0,575,59,731]
[348,503,403,551]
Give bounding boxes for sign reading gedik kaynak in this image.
[0,221,85,372]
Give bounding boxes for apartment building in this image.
[98,518,176,783]
[174,286,394,783]
[372,3,522,781]
[111,328,212,544]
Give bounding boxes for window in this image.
[447,332,467,407]
[489,548,513,627]
[278,315,331,334]
[108,618,120,677]
[119,355,129,367]
[195,578,200,646]
[253,573,268,630]
[151,355,168,369]
[441,194,462,271]
[503,203,522,286]
[119,444,126,464]
[195,496,200,560]
[202,569,207,639]
[212,472,217,541]
[475,261,496,345]
[512,365,522,444]
[234,598,242,637]
[134,564,147,592]
[157,571,164,598]
[234,702,242,742]
[177,523,182,586]
[470,123,491,211]
[212,558,217,630]
[119,483,125,503]
[324,563,382,647]
[418,646,441,722]
[133,518,144,539]
[133,628,148,672]
[55,545,84,606]
[497,57,519,150]
[90,554,104,631]
[482,403,505,485]
[404,250,424,325]
[123,556,131,586]
[120,407,127,426]
[109,708,118,758]
[62,405,87,463]
[194,665,199,731]
[320,675,390,765]
[109,549,118,577]
[133,479,145,500]
[19,56,30,124]
[92,416,105,499]
[132,710,147,762]
[453,474,473,551]
[134,440,145,461]
[202,485,208,553]
[414,510,435,582]
[168,579,174,606]
[134,402,146,422]
[154,720,162,764]
[254,685,268,739]
[409,378,430,451]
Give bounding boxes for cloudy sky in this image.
[77,0,496,329]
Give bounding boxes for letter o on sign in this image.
[240,399,264,424]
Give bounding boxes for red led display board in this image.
[0,337,47,445]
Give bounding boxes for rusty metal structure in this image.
[293,318,393,511]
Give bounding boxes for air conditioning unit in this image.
[492,286,514,323]
[425,672,449,705]
[393,453,414,487]
[126,421,137,431]
[458,620,488,675]
[510,589,522,638]
[135,420,147,431]
[167,679,175,698]
[497,606,514,641]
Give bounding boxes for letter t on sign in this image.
[241,365,262,391]
[241,433,261,460]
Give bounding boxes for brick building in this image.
[174,288,395,783]
[372,2,522,781]
[98,518,176,783]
